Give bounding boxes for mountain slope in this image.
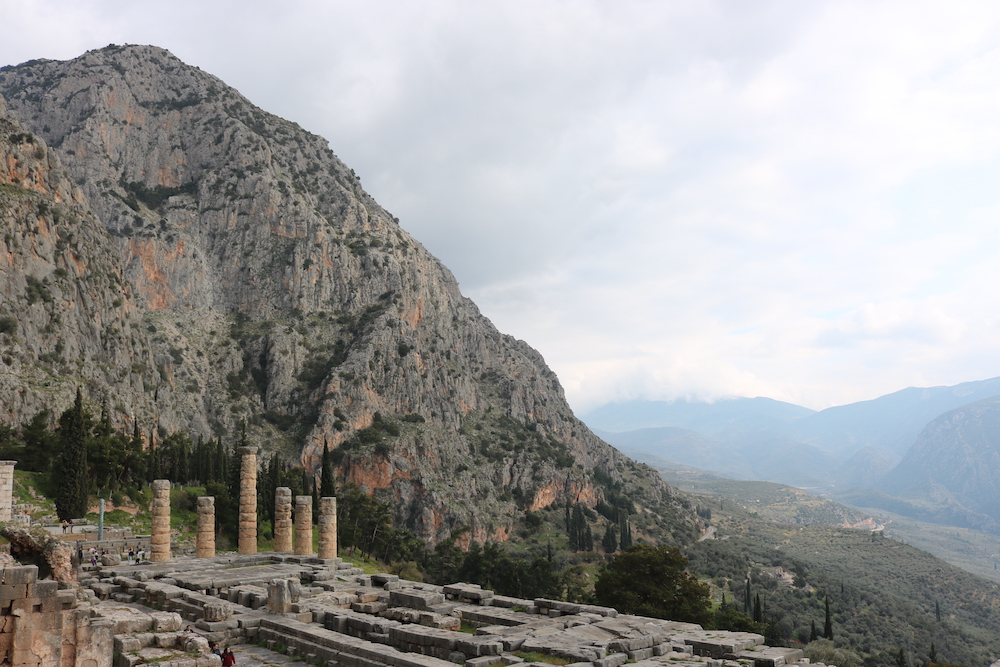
[0,93,157,423]
[878,396,1000,528]
[0,45,697,542]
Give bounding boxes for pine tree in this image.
[55,388,90,520]
[824,595,833,639]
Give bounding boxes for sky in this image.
[4,1,1000,412]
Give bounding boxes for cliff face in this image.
[0,94,156,425]
[0,46,697,541]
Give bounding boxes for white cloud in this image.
[3,0,1000,411]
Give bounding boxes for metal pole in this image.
[98,498,105,541]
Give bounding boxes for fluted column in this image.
[318,497,337,560]
[150,480,171,562]
[294,495,313,555]
[196,496,215,558]
[238,446,258,555]
[273,487,293,553]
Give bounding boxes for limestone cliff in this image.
[0,45,698,541]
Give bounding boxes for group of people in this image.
[210,642,236,666]
[76,545,146,566]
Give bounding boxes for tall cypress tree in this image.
[810,619,817,641]
[824,595,833,639]
[744,578,751,614]
[619,513,633,549]
[602,522,618,553]
[320,439,336,497]
[55,388,90,520]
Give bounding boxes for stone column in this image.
[273,487,293,553]
[267,578,291,614]
[238,446,258,555]
[294,495,313,555]
[318,497,337,560]
[196,496,215,558]
[150,480,171,562]
[0,461,15,522]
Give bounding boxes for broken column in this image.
[267,578,292,614]
[274,487,293,553]
[238,446,258,555]
[150,479,171,562]
[318,496,337,560]
[294,495,313,555]
[0,461,15,522]
[196,496,215,558]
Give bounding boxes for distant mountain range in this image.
[582,378,1000,533]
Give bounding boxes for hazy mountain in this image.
[0,45,697,542]
[790,377,1000,459]
[592,426,748,477]
[877,396,1000,527]
[581,397,815,435]
[583,378,1000,489]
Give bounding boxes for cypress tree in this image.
[619,513,633,549]
[824,595,833,639]
[810,619,817,641]
[744,578,751,614]
[55,388,90,520]
[753,593,761,622]
[602,522,618,553]
[935,600,941,623]
[895,648,907,667]
[320,440,336,497]
[929,642,937,664]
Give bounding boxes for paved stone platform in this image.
[76,552,817,667]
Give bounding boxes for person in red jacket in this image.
[221,648,236,666]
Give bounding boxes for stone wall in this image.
[0,564,113,666]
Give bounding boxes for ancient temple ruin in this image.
[0,475,820,667]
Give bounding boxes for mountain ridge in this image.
[0,44,697,543]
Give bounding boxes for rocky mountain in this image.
[0,45,697,543]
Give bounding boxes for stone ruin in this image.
[0,467,828,667]
[73,553,812,667]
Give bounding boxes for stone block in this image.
[0,584,26,600]
[390,589,445,610]
[203,602,232,622]
[1,566,37,585]
[151,611,183,631]
[626,648,654,661]
[27,580,58,598]
[593,654,628,667]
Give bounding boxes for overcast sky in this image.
[4,1,1000,412]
